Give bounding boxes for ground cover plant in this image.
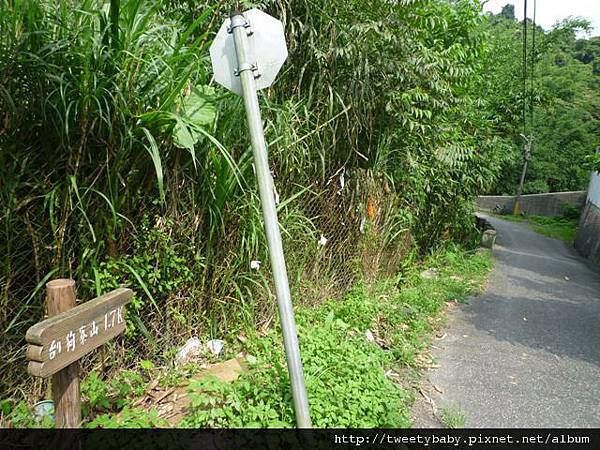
[1,245,491,427]
[496,214,579,241]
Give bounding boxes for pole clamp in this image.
[227,15,254,36]
[234,63,261,79]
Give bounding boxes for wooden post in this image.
[26,282,132,427]
[46,279,81,428]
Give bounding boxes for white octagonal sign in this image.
[210,9,288,96]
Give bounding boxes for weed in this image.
[2,400,53,428]
[496,214,578,241]
[1,245,491,428]
[81,370,148,420]
[86,407,168,428]
[180,246,491,428]
[440,406,467,428]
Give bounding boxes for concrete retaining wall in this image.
[575,173,600,264]
[587,172,600,208]
[476,191,587,217]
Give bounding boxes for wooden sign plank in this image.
[25,288,132,378]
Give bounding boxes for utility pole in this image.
[513,135,533,215]
[522,0,528,137]
[514,0,534,215]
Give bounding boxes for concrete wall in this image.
[574,173,600,264]
[476,191,587,217]
[586,171,600,207]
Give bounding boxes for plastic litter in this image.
[175,337,201,365]
[206,339,226,356]
[32,400,54,424]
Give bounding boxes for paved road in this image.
[423,215,600,427]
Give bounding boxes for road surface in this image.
[418,215,600,427]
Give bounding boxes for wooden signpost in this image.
[26,279,132,427]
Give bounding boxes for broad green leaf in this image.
[173,118,196,151]
[172,85,217,152]
[181,85,217,127]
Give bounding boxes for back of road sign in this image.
[209,9,288,96]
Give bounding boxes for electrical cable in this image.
[522,0,528,136]
[530,0,536,133]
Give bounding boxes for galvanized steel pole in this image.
[229,11,312,428]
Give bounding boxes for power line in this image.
[522,0,528,136]
[515,0,533,214]
[530,0,536,132]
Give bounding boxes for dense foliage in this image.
[1,0,596,407]
[482,10,600,194]
[3,246,491,427]
[177,247,490,428]
[1,0,501,398]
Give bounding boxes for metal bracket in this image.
[234,63,261,79]
[227,16,254,36]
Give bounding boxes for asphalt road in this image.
[423,215,600,427]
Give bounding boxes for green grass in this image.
[1,244,491,428]
[176,245,492,428]
[440,406,467,428]
[496,214,578,241]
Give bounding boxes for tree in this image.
[482,11,600,194]
[500,4,516,21]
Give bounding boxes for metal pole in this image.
[513,159,528,215]
[229,11,312,428]
[513,136,532,215]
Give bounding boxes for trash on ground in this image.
[175,337,201,366]
[128,358,247,426]
[206,339,225,356]
[32,400,54,424]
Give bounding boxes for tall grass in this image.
[1,0,242,393]
[1,0,503,400]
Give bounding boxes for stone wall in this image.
[476,191,587,217]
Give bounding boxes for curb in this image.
[476,215,496,250]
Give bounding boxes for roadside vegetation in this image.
[497,214,579,241]
[440,407,467,429]
[0,0,499,401]
[482,6,600,195]
[0,0,595,429]
[2,246,492,428]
